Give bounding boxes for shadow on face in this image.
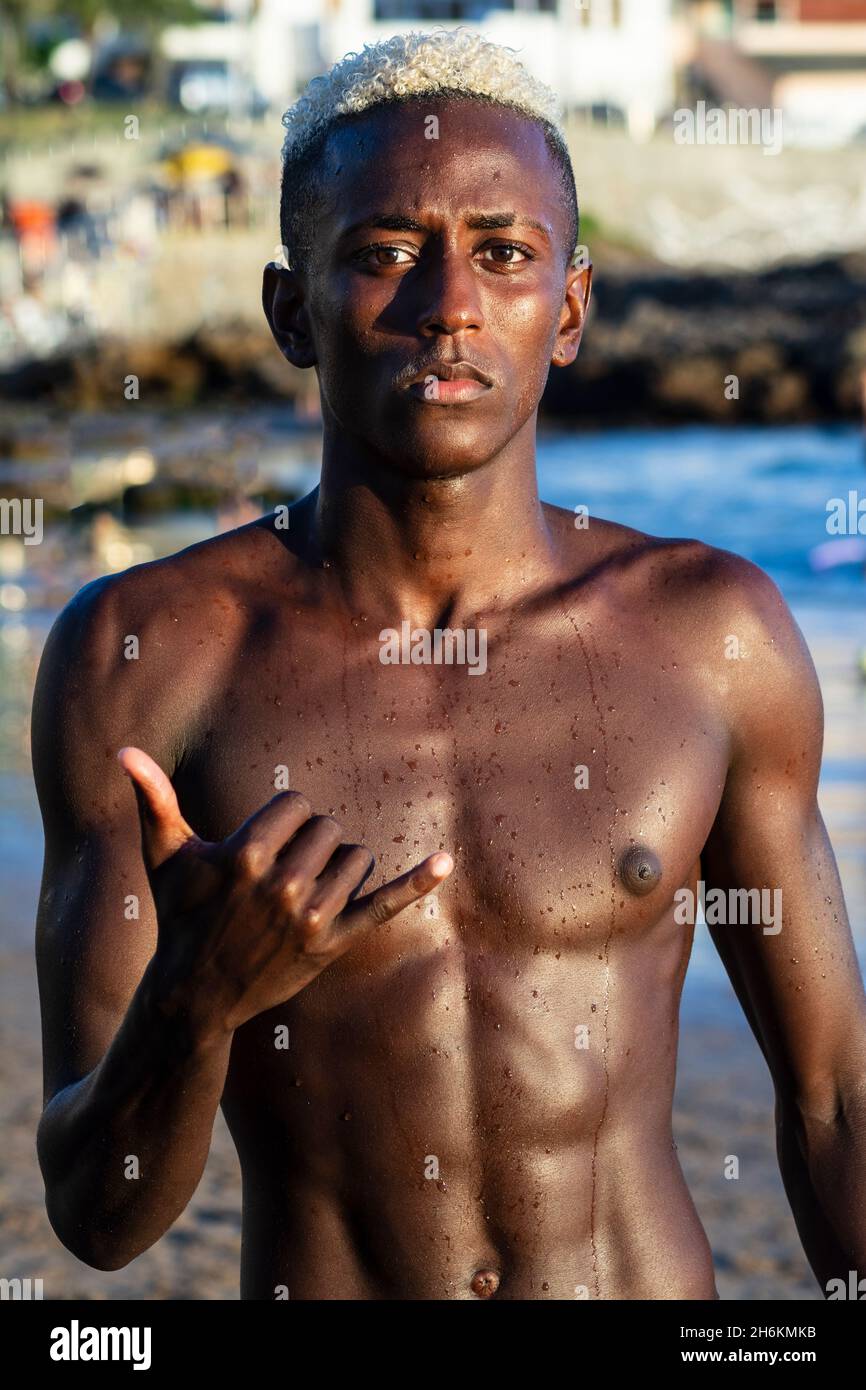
[266,96,591,481]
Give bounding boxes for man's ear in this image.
[552,262,592,369]
[262,262,317,369]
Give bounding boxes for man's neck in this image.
[309,421,559,628]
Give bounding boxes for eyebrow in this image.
[339,211,551,240]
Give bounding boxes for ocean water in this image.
[538,422,866,609]
[2,422,864,1031]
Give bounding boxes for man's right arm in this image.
[33,577,232,1270]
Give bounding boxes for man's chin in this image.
[382,447,500,483]
[378,416,509,480]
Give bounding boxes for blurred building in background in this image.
[162,0,678,138]
[684,0,866,145]
[158,0,866,145]
[8,1,866,145]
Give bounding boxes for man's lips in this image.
[405,360,494,405]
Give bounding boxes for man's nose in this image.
[415,253,483,338]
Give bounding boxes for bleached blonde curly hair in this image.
[278,28,578,273]
[281,28,565,162]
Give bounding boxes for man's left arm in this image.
[700,556,866,1295]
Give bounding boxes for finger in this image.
[294,844,375,939]
[340,852,453,935]
[223,791,313,875]
[117,746,197,871]
[266,816,345,911]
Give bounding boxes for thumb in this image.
[117,746,197,870]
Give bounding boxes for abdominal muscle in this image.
[225,948,717,1301]
[234,1128,717,1300]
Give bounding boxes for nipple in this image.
[619,845,662,896]
[470,1269,500,1299]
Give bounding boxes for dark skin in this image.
[34,97,866,1300]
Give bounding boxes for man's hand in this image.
[118,747,453,1037]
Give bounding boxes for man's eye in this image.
[356,244,416,266]
[480,242,534,265]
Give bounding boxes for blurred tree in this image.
[46,0,201,28]
[0,0,202,101]
[1,2,29,101]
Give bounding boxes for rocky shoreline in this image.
[551,253,866,426]
[3,254,865,427]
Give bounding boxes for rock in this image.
[2,255,865,425]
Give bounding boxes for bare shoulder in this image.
[547,500,808,650]
[669,539,824,765]
[41,513,292,665]
[546,501,822,749]
[636,533,818,693]
[32,515,292,797]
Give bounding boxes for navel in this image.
[470,1268,500,1299]
[618,845,662,896]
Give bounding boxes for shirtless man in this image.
[34,31,866,1300]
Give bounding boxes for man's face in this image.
[272,97,589,479]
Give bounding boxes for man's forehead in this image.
[317,100,562,234]
[320,97,555,179]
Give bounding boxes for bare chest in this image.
[178,624,727,954]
